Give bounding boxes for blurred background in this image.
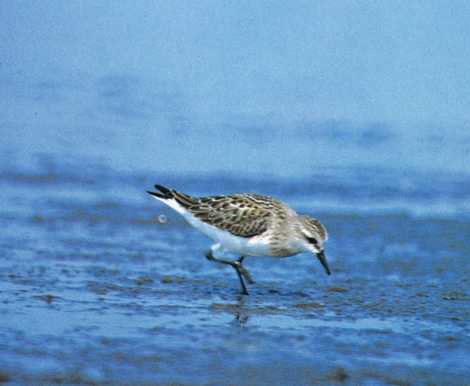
[1,2,469,385]
[2,1,470,179]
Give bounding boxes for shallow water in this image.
[1,150,469,385]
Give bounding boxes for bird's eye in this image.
[306,236,318,245]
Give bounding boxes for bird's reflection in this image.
[232,295,249,326]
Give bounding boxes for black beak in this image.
[316,250,331,275]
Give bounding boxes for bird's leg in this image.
[233,267,249,296]
[205,250,252,295]
[235,256,255,284]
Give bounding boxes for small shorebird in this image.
[147,184,331,295]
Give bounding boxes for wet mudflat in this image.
[1,164,469,386]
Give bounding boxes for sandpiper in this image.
[147,184,330,295]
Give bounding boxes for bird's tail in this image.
[147,184,173,199]
[147,184,196,208]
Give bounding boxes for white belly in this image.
[152,196,272,256]
[184,212,271,256]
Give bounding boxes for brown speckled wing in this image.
[172,191,282,238]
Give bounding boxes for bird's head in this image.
[299,215,331,275]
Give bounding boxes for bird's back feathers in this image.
[148,184,290,238]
